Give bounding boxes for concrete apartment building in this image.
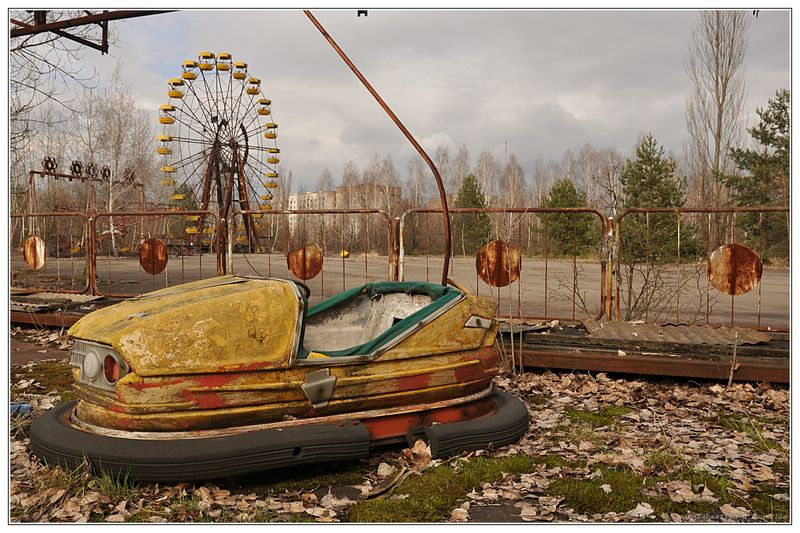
[287,182,403,236]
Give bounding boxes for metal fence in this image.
[615,206,789,330]
[10,205,789,330]
[228,209,393,305]
[399,207,609,322]
[10,212,90,294]
[91,210,221,297]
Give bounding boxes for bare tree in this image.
[450,144,471,193]
[685,10,749,246]
[87,64,155,253]
[10,10,106,193]
[317,168,334,192]
[474,150,500,205]
[576,145,625,217]
[434,144,452,196]
[406,155,429,208]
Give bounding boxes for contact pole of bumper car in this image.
[304,10,452,286]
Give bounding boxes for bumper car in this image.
[30,275,530,481]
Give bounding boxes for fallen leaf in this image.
[519,504,538,522]
[450,508,469,522]
[719,504,750,519]
[377,462,396,478]
[320,492,353,509]
[627,502,654,518]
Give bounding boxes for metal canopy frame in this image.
[10,10,173,54]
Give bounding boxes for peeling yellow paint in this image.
[69,276,300,376]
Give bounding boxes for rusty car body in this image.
[30,275,529,481]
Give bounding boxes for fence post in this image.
[392,217,401,281]
[226,216,234,275]
[607,216,618,321]
[88,216,97,295]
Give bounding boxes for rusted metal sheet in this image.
[10,292,102,313]
[582,321,771,346]
[520,348,789,384]
[707,243,763,296]
[10,310,81,328]
[19,292,102,304]
[139,238,168,275]
[287,243,323,280]
[10,301,61,313]
[476,240,521,288]
[23,235,45,270]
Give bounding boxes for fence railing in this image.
[10,212,90,294]
[228,209,393,305]
[10,205,789,331]
[91,210,221,297]
[399,207,609,322]
[615,206,789,330]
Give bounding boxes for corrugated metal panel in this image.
[11,292,102,313]
[582,321,771,346]
[10,301,59,313]
[22,292,101,304]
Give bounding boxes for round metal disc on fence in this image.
[139,238,168,275]
[707,243,762,296]
[23,236,46,270]
[287,244,323,280]
[476,240,521,287]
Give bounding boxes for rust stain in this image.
[397,372,432,391]
[707,243,762,296]
[476,240,521,287]
[192,373,240,389]
[139,238,168,275]
[287,243,323,280]
[23,235,45,270]
[190,391,229,410]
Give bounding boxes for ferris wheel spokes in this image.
[157,51,281,259]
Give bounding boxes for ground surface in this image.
[9,328,789,523]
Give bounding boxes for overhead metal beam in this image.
[10,10,174,38]
[51,27,108,53]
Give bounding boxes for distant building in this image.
[287,190,336,211]
[287,181,402,234]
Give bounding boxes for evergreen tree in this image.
[619,134,697,262]
[728,89,789,206]
[540,178,599,256]
[453,174,490,255]
[621,134,684,209]
[727,89,789,259]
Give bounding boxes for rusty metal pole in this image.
[392,217,401,281]
[605,216,614,320]
[304,10,452,286]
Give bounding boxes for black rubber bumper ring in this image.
[409,390,530,458]
[30,401,372,482]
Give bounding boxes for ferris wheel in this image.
[156,51,280,249]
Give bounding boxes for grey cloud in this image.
[77,9,788,190]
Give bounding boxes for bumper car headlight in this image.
[70,340,129,392]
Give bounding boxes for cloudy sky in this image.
[81,8,790,191]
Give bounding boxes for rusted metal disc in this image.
[476,240,521,287]
[23,236,45,270]
[287,244,323,280]
[707,243,762,296]
[139,238,168,275]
